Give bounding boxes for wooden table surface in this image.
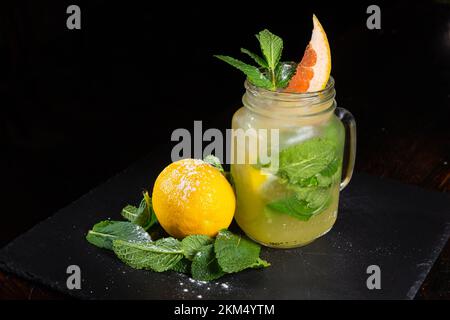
[0,1,448,299]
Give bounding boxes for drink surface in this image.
[231,108,345,248]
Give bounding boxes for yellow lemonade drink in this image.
[230,87,349,248]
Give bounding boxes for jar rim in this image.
[243,76,336,119]
[244,76,335,102]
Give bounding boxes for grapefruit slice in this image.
[285,15,331,93]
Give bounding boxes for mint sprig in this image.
[191,244,225,281]
[256,29,283,88]
[214,55,273,90]
[277,138,337,185]
[87,223,269,280]
[109,230,269,279]
[214,230,270,273]
[170,258,191,274]
[86,221,151,250]
[275,62,297,89]
[215,29,292,90]
[267,196,318,221]
[86,155,269,281]
[181,235,214,260]
[112,238,184,272]
[266,138,341,221]
[120,191,158,230]
[240,48,268,68]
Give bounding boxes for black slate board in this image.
[0,153,449,300]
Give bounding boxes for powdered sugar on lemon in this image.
[152,159,235,239]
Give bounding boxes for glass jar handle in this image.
[336,107,357,191]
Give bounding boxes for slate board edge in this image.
[0,154,151,300]
[355,175,450,299]
[0,155,449,299]
[0,149,147,255]
[0,258,86,300]
[406,222,450,299]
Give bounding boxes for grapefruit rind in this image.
[285,15,331,93]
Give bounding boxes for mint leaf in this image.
[181,235,214,261]
[191,244,225,281]
[285,157,340,188]
[256,29,283,73]
[170,258,191,274]
[120,205,139,222]
[143,191,158,228]
[275,62,297,89]
[240,48,268,68]
[86,221,151,250]
[203,155,224,173]
[214,55,273,90]
[295,187,332,208]
[319,157,340,177]
[112,237,183,272]
[253,257,271,268]
[309,157,340,187]
[278,138,336,185]
[214,230,269,273]
[121,192,158,230]
[215,29,286,91]
[269,138,340,221]
[267,194,323,221]
[121,199,151,230]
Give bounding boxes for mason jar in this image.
[230,77,356,248]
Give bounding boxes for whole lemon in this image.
[152,159,235,238]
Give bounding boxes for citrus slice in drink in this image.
[285,15,331,93]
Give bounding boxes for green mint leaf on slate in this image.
[121,199,151,230]
[170,258,191,274]
[120,205,139,222]
[143,191,158,228]
[278,138,336,185]
[214,230,269,273]
[191,244,225,281]
[214,55,273,90]
[253,257,271,268]
[86,221,151,250]
[203,155,224,173]
[275,62,297,89]
[240,48,268,68]
[121,192,158,230]
[112,237,183,272]
[181,235,214,261]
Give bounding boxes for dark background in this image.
[0,0,449,298]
